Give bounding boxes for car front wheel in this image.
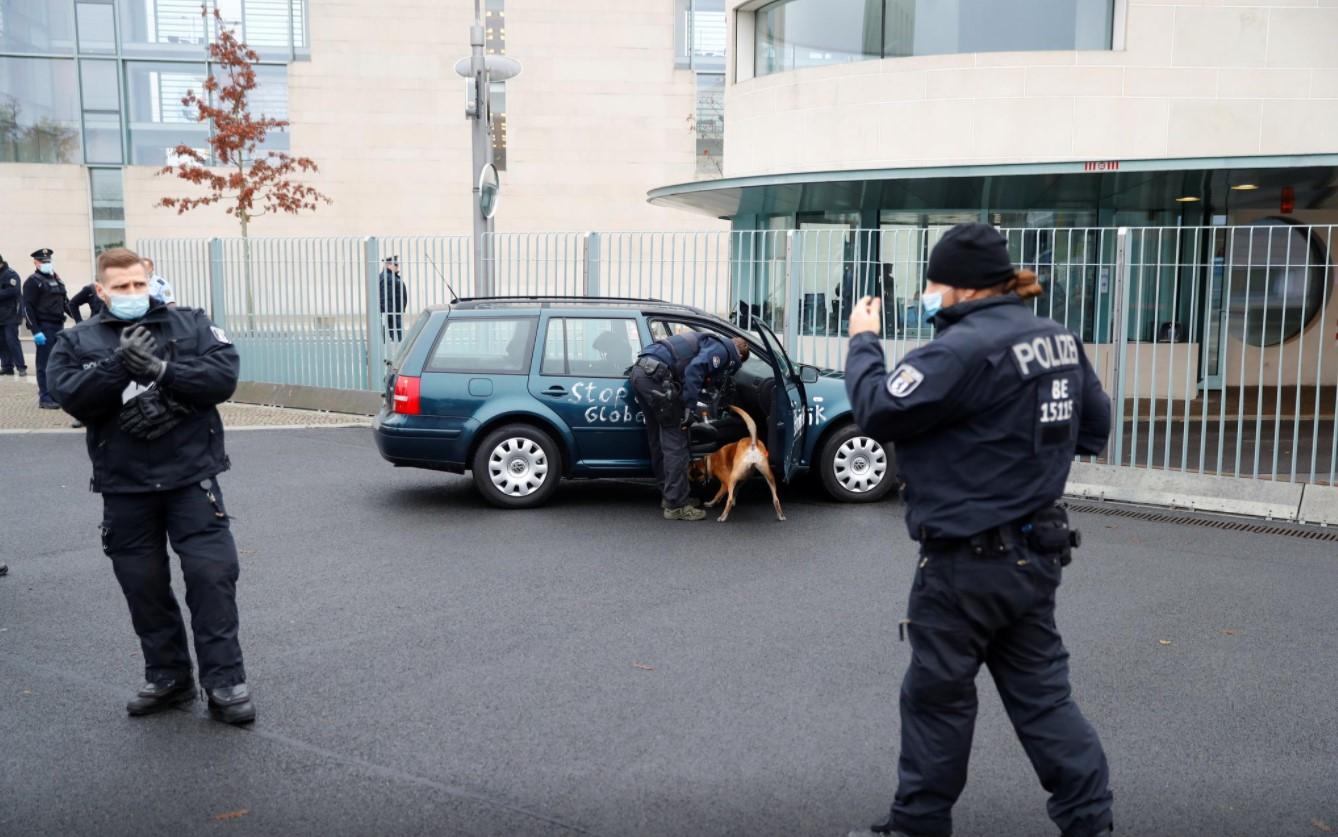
[818,423,896,503]
[471,424,562,509]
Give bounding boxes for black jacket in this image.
[47,301,240,494]
[69,283,105,323]
[379,270,407,314]
[22,271,71,330]
[0,265,21,325]
[639,332,742,404]
[846,295,1111,540]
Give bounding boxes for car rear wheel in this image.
[471,424,562,509]
[818,423,896,503]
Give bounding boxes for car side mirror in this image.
[798,365,820,385]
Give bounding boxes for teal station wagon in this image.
[373,297,896,509]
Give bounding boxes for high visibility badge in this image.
[211,326,231,344]
[887,364,925,398]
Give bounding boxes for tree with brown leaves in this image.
[158,7,330,239]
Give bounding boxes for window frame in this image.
[423,315,538,376]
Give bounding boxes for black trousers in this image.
[34,321,62,401]
[0,322,26,371]
[628,366,690,508]
[889,541,1113,837]
[384,312,404,342]
[100,478,246,690]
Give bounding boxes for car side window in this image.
[427,317,535,374]
[541,317,641,377]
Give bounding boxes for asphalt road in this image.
[1,428,1336,837]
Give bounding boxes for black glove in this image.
[120,326,165,381]
[681,405,705,430]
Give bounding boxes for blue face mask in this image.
[108,292,150,321]
[921,291,944,320]
[37,263,54,275]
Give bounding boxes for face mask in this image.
[38,263,54,275]
[921,291,943,320]
[108,292,150,321]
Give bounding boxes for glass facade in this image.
[756,0,1114,77]
[0,0,75,53]
[0,55,79,162]
[677,0,726,178]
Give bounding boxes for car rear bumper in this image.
[373,408,471,473]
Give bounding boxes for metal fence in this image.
[139,223,1337,487]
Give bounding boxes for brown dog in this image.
[689,406,785,523]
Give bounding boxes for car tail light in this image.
[392,375,421,415]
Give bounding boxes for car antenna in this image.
[423,253,461,303]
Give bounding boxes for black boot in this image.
[126,677,196,716]
[207,683,256,725]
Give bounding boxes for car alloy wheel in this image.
[833,435,887,494]
[488,437,550,497]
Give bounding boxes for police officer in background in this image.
[379,256,407,342]
[0,253,26,377]
[628,329,749,521]
[844,224,1113,837]
[48,247,255,725]
[69,280,106,323]
[22,248,72,408]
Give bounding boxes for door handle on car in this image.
[542,385,567,397]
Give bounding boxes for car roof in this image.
[426,296,716,319]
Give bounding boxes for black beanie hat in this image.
[926,223,1016,290]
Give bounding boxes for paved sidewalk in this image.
[0,367,370,432]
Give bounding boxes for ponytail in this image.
[1008,268,1043,300]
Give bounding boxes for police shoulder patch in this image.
[210,326,231,344]
[712,355,721,368]
[887,364,925,398]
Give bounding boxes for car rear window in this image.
[426,317,536,374]
[391,311,430,369]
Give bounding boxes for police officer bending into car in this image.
[844,224,1114,837]
[47,247,255,725]
[629,329,748,521]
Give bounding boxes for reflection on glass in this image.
[756,0,882,77]
[82,111,121,163]
[1226,220,1329,347]
[125,61,208,164]
[0,0,75,54]
[754,0,1114,76]
[79,59,119,110]
[118,0,206,56]
[75,1,116,53]
[89,167,124,220]
[94,226,126,255]
[695,73,724,177]
[0,56,79,162]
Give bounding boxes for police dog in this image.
[689,405,785,523]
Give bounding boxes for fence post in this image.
[208,238,226,328]
[783,230,800,359]
[1110,227,1131,466]
[583,231,601,297]
[364,236,384,392]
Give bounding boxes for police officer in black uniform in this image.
[22,248,72,408]
[844,224,1113,837]
[378,256,408,342]
[0,253,26,377]
[628,330,748,520]
[47,247,255,725]
[69,280,106,322]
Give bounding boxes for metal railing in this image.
[138,224,1337,487]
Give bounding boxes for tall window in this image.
[695,73,723,178]
[676,0,725,71]
[89,166,125,254]
[755,0,1115,77]
[0,55,79,162]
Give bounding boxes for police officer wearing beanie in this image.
[0,253,26,377]
[629,329,749,520]
[47,247,256,725]
[22,248,72,408]
[844,223,1114,837]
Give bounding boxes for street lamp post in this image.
[458,1,520,297]
[468,0,493,295]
